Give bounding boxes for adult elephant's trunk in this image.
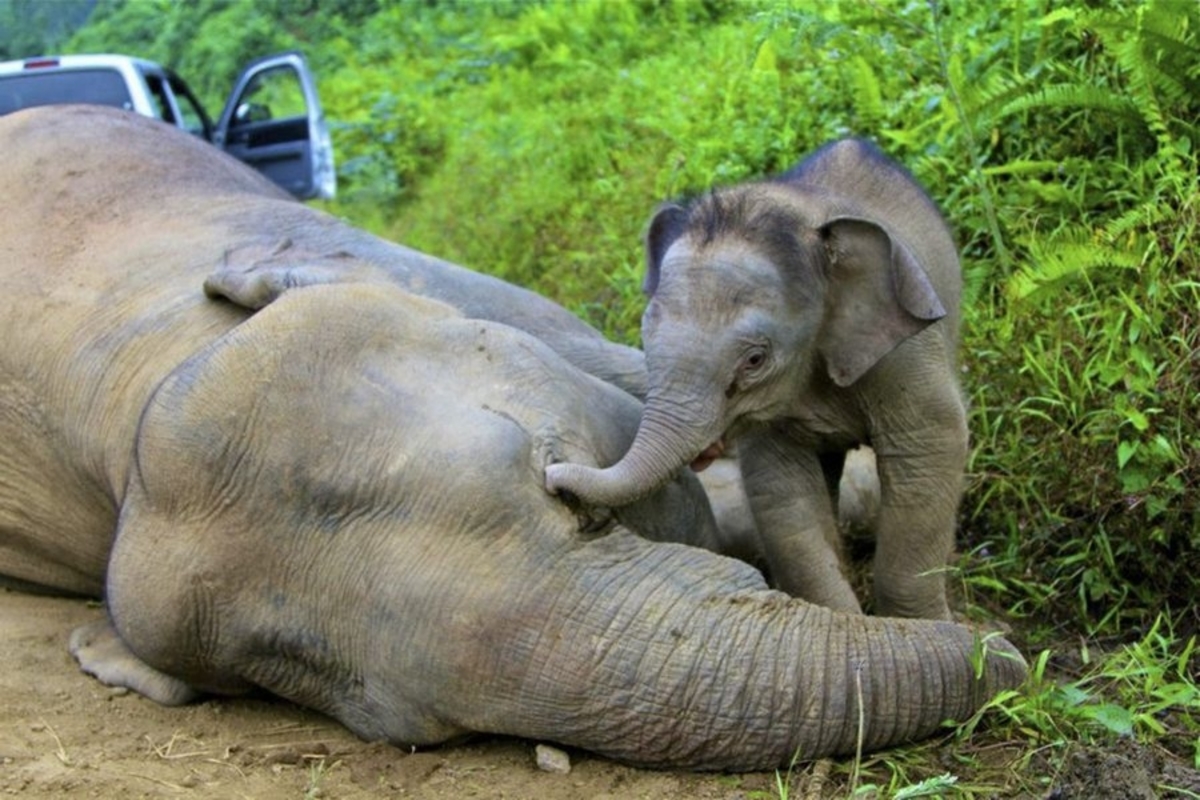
[457,531,1027,770]
[545,381,722,508]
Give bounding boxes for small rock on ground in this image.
[534,744,571,774]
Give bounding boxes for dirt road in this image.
[0,591,781,798]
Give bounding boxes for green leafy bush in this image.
[946,0,1200,633]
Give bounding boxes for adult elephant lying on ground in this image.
[0,106,1025,770]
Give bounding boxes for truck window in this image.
[231,65,307,127]
[167,73,212,140]
[0,69,133,113]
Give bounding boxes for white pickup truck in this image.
[0,51,335,200]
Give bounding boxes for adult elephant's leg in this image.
[740,431,862,612]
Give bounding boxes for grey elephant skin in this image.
[0,106,1024,770]
[547,139,967,620]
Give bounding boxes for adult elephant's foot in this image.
[68,618,199,706]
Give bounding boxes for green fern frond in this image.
[1007,229,1142,302]
[1079,0,1200,145]
[1127,28,1200,104]
[1087,1,1200,98]
[965,73,1041,125]
[1105,202,1168,242]
[847,55,885,129]
[1108,32,1174,143]
[972,1,1198,151]
[980,159,1068,177]
[997,84,1144,126]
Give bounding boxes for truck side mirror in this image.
[233,101,272,126]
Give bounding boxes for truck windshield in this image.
[0,69,133,115]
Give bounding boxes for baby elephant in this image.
[547,139,965,620]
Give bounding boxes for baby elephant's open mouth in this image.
[689,439,726,472]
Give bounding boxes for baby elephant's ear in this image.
[643,203,689,297]
[819,217,947,387]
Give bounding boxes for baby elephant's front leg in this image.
[740,432,862,613]
[871,431,965,621]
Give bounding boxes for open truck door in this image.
[213,51,335,201]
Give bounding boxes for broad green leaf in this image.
[1083,703,1135,736]
[1117,440,1139,469]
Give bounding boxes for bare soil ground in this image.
[3,590,1196,799]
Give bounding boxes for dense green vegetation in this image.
[0,0,96,60]
[4,0,1197,793]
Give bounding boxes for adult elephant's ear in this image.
[643,203,689,297]
[204,239,381,310]
[819,216,947,387]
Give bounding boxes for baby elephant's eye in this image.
[742,346,769,373]
[728,346,769,398]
